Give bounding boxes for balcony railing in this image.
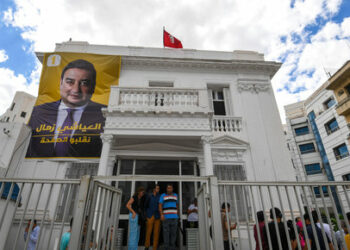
[336,96,350,116]
[109,87,210,114]
[211,116,242,133]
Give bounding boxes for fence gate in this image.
[70,177,122,250]
[197,177,224,250]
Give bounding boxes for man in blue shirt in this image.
[159,184,179,250]
[24,220,40,250]
[144,184,160,250]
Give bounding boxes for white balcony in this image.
[211,116,242,135]
[108,87,210,114]
[105,87,243,138]
[105,87,212,137]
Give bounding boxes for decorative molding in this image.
[100,134,114,144]
[105,117,211,131]
[212,148,245,162]
[201,135,213,144]
[237,79,271,93]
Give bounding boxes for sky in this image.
[0,0,349,123]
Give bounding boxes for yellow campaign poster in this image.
[25,52,121,159]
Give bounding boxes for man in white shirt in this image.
[312,210,332,241]
[187,198,198,228]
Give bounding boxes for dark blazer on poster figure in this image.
[26,100,106,158]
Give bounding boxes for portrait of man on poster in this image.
[26,59,106,158]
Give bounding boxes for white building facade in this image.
[3,41,296,248]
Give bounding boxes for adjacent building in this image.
[0,91,36,124]
[285,79,350,212]
[326,60,350,123]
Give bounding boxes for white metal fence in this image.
[210,180,350,250]
[0,176,122,250]
[2,175,350,250]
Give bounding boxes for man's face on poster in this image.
[60,68,94,108]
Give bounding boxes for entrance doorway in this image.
[114,159,200,248]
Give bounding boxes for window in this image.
[343,173,350,181]
[324,118,339,135]
[343,173,350,189]
[6,117,9,122]
[345,84,350,95]
[20,111,26,118]
[149,81,174,87]
[313,186,329,198]
[212,90,226,115]
[294,126,309,136]
[323,98,336,109]
[305,163,322,175]
[299,143,316,154]
[333,143,349,160]
[215,165,248,221]
[10,103,15,111]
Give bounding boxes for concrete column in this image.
[197,158,206,177]
[97,134,113,176]
[201,136,214,176]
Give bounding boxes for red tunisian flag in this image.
[163,29,183,48]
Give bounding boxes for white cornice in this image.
[121,57,281,77]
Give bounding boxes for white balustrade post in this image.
[201,136,214,176]
[97,134,113,176]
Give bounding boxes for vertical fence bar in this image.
[318,184,336,248]
[223,185,233,250]
[267,185,283,250]
[0,182,15,227]
[284,185,302,250]
[70,176,91,250]
[13,182,34,250]
[94,187,106,247]
[275,186,292,250]
[326,185,343,250]
[24,183,44,250]
[107,192,117,250]
[35,183,54,250]
[46,183,63,249]
[85,184,99,250]
[301,185,321,250]
[57,184,73,248]
[232,185,242,249]
[248,186,263,250]
[258,186,273,250]
[208,177,224,250]
[242,186,253,250]
[307,185,331,250]
[1,182,24,249]
[100,190,110,250]
[334,185,349,250]
[292,186,311,250]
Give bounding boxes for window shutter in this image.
[207,89,214,112]
[223,87,232,116]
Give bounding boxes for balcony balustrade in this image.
[108,87,210,114]
[211,116,242,133]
